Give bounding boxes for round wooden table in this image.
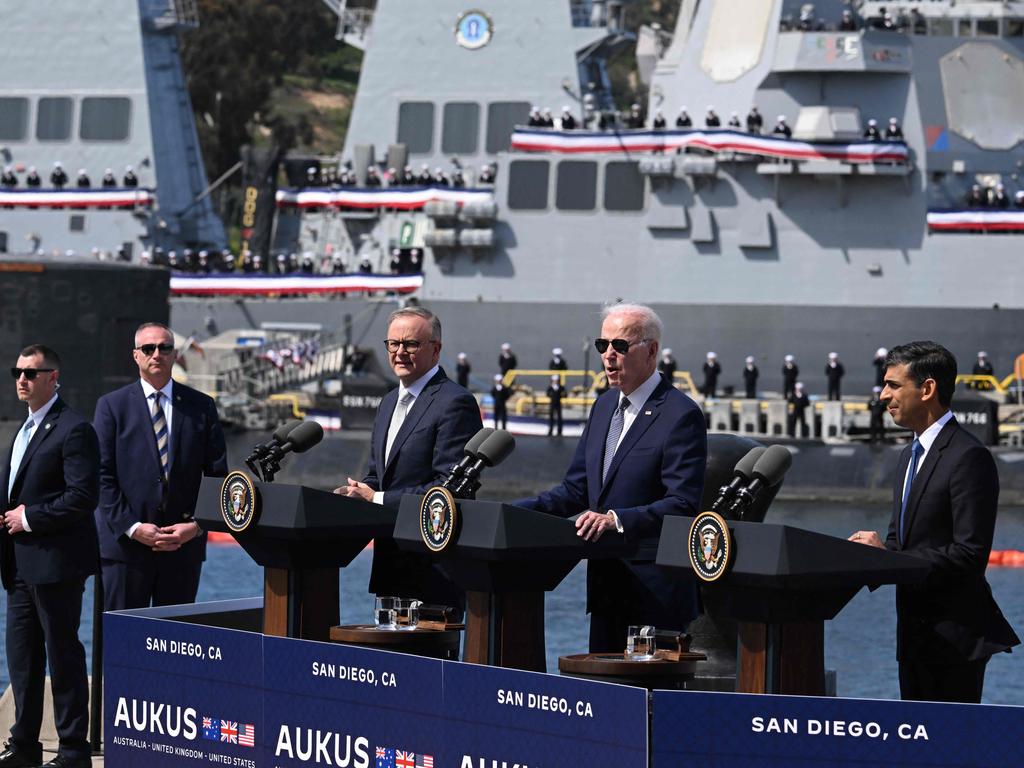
[558,651,706,689]
[329,624,462,660]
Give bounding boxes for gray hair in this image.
[601,302,663,343]
[134,321,173,345]
[387,306,442,342]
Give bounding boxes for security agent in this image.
[1,345,99,768]
[513,303,707,651]
[850,342,1019,702]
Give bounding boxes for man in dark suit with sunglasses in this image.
[1,345,99,768]
[93,322,227,611]
[336,307,482,611]
[514,303,708,652]
[850,341,1019,702]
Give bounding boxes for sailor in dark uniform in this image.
[702,352,721,398]
[75,169,91,188]
[705,107,721,128]
[400,165,415,186]
[540,108,555,128]
[549,347,568,371]
[966,184,987,208]
[873,347,888,388]
[746,106,763,134]
[864,119,881,141]
[451,168,465,188]
[626,103,644,129]
[727,111,741,129]
[788,382,811,438]
[498,342,517,376]
[1,166,16,187]
[1015,190,1024,208]
[101,168,117,188]
[658,348,677,381]
[742,356,759,399]
[456,352,471,389]
[885,117,904,140]
[432,167,449,187]
[825,352,845,401]
[365,167,382,187]
[782,354,799,399]
[479,164,496,185]
[491,374,510,430]
[868,386,886,443]
[652,110,667,129]
[675,108,692,128]
[546,374,564,436]
[528,106,543,127]
[971,351,994,390]
[418,164,433,185]
[50,162,68,189]
[26,167,41,187]
[772,115,792,138]
[389,248,402,275]
[560,106,577,130]
[991,183,1010,209]
[123,165,138,187]
[839,9,858,30]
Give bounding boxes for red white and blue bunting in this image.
[926,209,1024,232]
[0,188,155,209]
[510,127,909,164]
[169,272,424,297]
[275,187,494,210]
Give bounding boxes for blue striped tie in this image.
[602,397,630,484]
[898,439,922,547]
[151,391,169,479]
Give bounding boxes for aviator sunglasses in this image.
[10,367,55,380]
[594,338,649,355]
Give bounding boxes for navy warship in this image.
[2,0,1023,397]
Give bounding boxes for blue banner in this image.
[103,611,263,767]
[652,689,1024,768]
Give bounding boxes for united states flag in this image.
[396,751,415,768]
[238,723,255,748]
[220,720,238,743]
[418,756,434,768]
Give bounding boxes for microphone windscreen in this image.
[464,428,495,457]
[751,445,792,485]
[734,446,767,480]
[273,419,304,444]
[288,421,325,453]
[476,429,516,467]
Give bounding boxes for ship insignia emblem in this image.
[688,511,732,582]
[455,10,493,50]
[220,471,259,534]
[420,486,458,552]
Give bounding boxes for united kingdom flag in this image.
[220,720,238,744]
[396,751,415,768]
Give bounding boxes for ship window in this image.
[976,19,998,37]
[556,161,597,211]
[1008,20,1024,37]
[442,102,480,154]
[507,160,549,210]
[604,161,645,211]
[957,19,972,37]
[486,101,531,153]
[80,97,131,141]
[69,215,85,232]
[397,102,434,154]
[36,97,73,141]
[929,18,953,36]
[0,98,29,141]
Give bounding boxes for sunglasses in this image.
[10,367,54,380]
[383,339,431,353]
[135,343,175,357]
[594,338,649,355]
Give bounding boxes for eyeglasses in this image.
[135,343,175,357]
[595,338,649,355]
[383,339,432,353]
[10,367,54,380]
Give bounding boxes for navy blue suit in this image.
[0,397,99,761]
[515,374,707,651]
[363,368,482,606]
[885,418,1019,701]
[93,381,227,610]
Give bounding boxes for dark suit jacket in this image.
[515,375,707,626]
[363,368,482,600]
[93,381,227,566]
[0,398,100,590]
[885,418,1019,663]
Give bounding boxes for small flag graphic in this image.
[238,723,255,748]
[418,756,434,768]
[396,750,415,768]
[202,717,220,741]
[375,746,395,768]
[220,720,238,744]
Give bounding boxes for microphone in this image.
[258,421,325,482]
[728,445,792,520]
[442,428,495,491]
[710,446,767,513]
[451,429,516,498]
[245,419,304,476]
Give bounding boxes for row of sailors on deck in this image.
[303,163,495,189]
[781,5,914,33]
[863,118,904,141]
[1,163,139,189]
[965,183,1024,209]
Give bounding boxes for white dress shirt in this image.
[12,392,59,532]
[900,410,953,499]
[371,364,439,505]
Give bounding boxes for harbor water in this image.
[0,501,1021,704]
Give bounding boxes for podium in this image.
[656,517,929,695]
[394,496,633,672]
[196,476,394,640]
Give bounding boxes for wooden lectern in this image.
[196,476,394,640]
[656,517,929,695]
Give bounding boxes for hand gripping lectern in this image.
[656,517,929,695]
[393,496,633,672]
[196,476,394,640]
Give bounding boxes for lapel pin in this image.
[44,423,51,430]
[644,410,652,416]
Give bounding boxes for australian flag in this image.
[202,717,220,741]
[375,746,395,768]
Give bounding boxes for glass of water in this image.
[626,625,656,661]
[374,596,398,629]
[394,599,422,630]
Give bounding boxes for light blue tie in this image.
[602,397,630,485]
[898,439,922,547]
[7,418,36,496]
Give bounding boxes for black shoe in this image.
[0,743,42,768]
[41,756,90,768]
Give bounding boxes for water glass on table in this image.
[626,625,656,661]
[374,596,398,629]
[394,599,422,630]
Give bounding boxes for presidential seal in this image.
[454,10,493,50]
[219,470,259,533]
[688,511,732,582]
[420,486,458,552]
